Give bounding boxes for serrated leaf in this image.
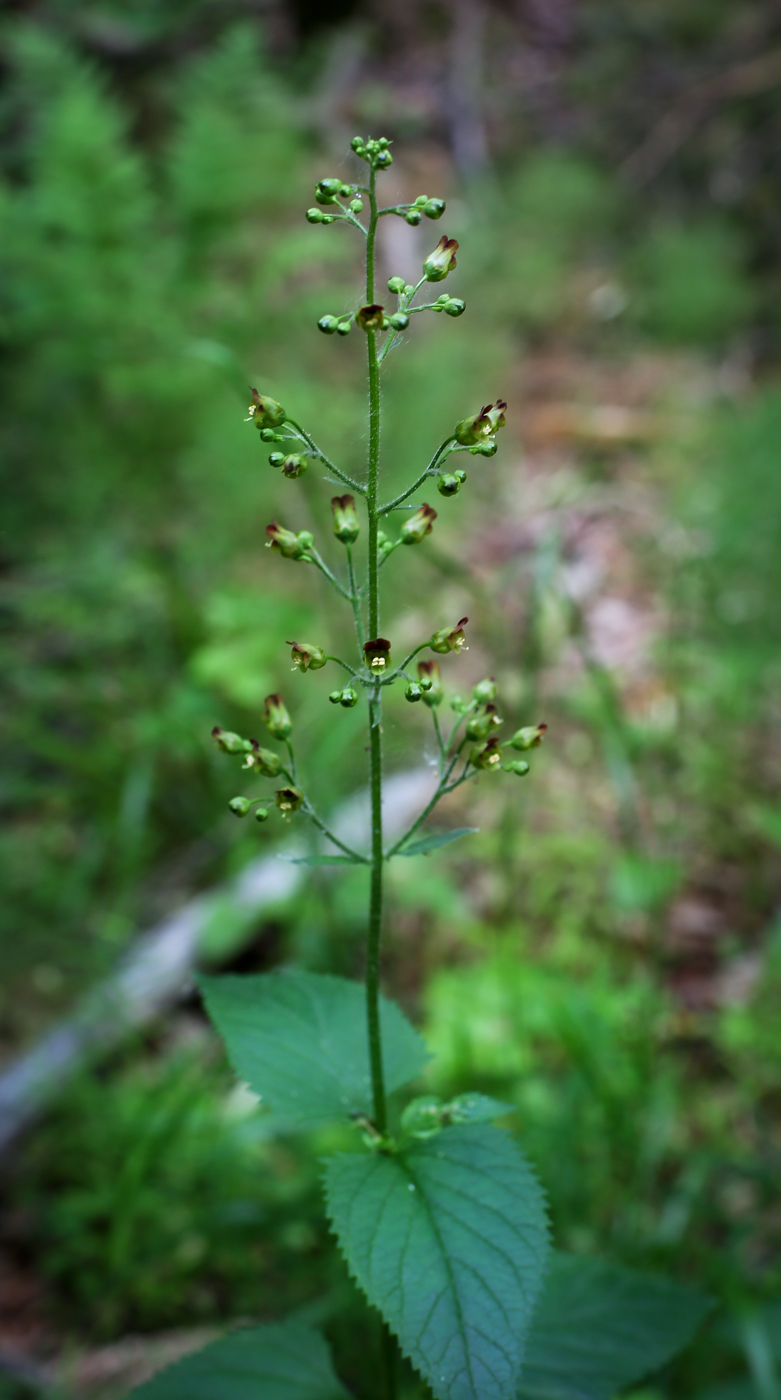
[200,969,428,1130]
[128,1322,350,1400]
[518,1254,713,1400]
[281,854,366,866]
[325,1123,550,1400]
[398,827,479,857]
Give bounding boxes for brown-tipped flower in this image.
[417,659,443,707]
[471,736,503,771]
[331,494,360,544]
[246,389,286,429]
[265,521,314,560]
[288,641,327,672]
[430,617,468,655]
[363,637,392,673]
[244,746,281,778]
[275,786,303,814]
[280,454,308,479]
[454,400,507,446]
[509,723,548,751]
[423,235,459,282]
[263,693,292,739]
[356,304,387,331]
[400,502,437,545]
[211,726,252,754]
[466,703,502,742]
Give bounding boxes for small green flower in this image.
[263,693,292,739]
[405,681,423,702]
[356,303,388,331]
[281,454,308,479]
[363,637,392,673]
[509,723,548,751]
[288,641,327,672]
[339,686,359,708]
[400,502,437,545]
[211,726,252,754]
[244,746,281,778]
[471,737,503,771]
[455,399,507,446]
[331,494,360,544]
[275,786,303,814]
[423,235,459,282]
[473,677,497,704]
[430,617,468,654]
[437,473,463,496]
[265,521,313,560]
[246,389,286,429]
[465,704,502,741]
[417,660,443,706]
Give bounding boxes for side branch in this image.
[378,438,455,515]
[287,419,367,495]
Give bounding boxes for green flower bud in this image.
[363,637,392,674]
[263,693,292,740]
[405,209,422,226]
[388,275,405,294]
[444,298,466,317]
[389,312,409,330]
[281,454,308,479]
[329,689,342,705]
[437,472,462,496]
[339,184,353,198]
[336,320,352,336]
[265,520,313,560]
[268,453,284,468]
[375,149,392,168]
[454,469,467,483]
[229,796,252,817]
[321,214,335,225]
[316,178,342,204]
[400,502,437,545]
[254,806,270,822]
[377,530,395,557]
[339,686,358,708]
[246,389,286,429]
[423,235,459,282]
[260,427,283,442]
[288,641,327,672]
[350,136,364,151]
[377,137,390,149]
[450,695,469,713]
[414,195,429,208]
[331,493,360,544]
[349,198,363,212]
[404,284,416,297]
[211,726,253,755]
[510,723,547,751]
[430,616,468,654]
[471,439,498,457]
[455,399,507,446]
[417,660,443,706]
[473,677,496,704]
[306,208,325,223]
[471,737,502,771]
[401,1095,444,1139]
[275,786,303,814]
[423,198,446,219]
[405,681,423,702]
[247,746,281,778]
[356,303,386,331]
[318,314,339,334]
[503,759,530,777]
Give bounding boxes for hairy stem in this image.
[364,168,388,1135]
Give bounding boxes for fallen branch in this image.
[0,768,436,1156]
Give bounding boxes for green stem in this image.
[302,801,368,863]
[379,438,455,515]
[309,550,354,602]
[287,419,366,496]
[365,168,388,1135]
[346,545,365,650]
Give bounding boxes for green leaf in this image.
[518,1254,713,1400]
[281,854,365,866]
[325,1123,550,1400]
[128,1322,351,1400]
[200,969,428,1130]
[398,827,479,857]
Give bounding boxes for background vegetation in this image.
[0,3,779,1398]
